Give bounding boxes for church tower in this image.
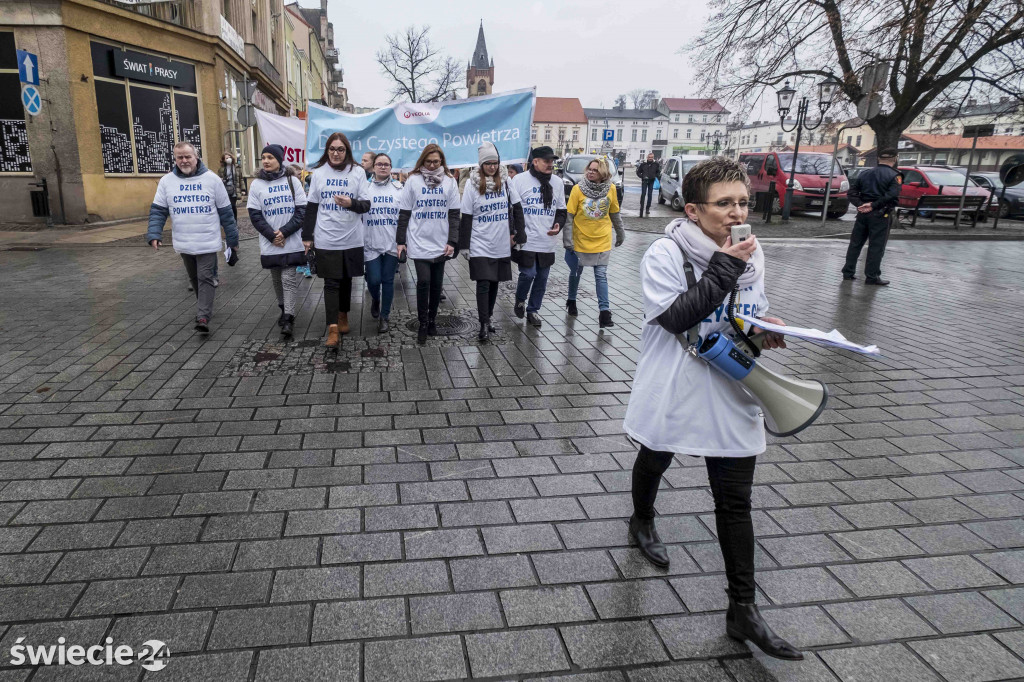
[466,21,494,97]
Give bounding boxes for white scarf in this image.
[665,217,763,287]
[468,164,508,194]
[419,166,446,188]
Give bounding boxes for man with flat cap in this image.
[842,148,902,286]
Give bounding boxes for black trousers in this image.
[842,211,890,280]
[323,277,352,327]
[475,280,499,323]
[632,444,757,601]
[228,195,238,224]
[640,179,655,212]
[413,259,446,326]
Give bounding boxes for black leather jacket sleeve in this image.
[248,208,278,241]
[511,202,526,244]
[396,209,411,246]
[554,208,567,230]
[458,213,474,250]
[301,202,318,241]
[447,209,460,247]
[656,251,747,334]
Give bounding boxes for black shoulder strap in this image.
[668,238,701,347]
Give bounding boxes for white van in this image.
[658,154,708,211]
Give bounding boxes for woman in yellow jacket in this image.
[563,157,625,327]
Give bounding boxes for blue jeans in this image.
[564,249,610,311]
[364,253,398,319]
[515,261,551,314]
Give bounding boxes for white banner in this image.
[254,109,307,167]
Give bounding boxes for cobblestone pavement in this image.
[1,232,1023,681]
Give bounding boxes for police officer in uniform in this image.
[842,148,902,285]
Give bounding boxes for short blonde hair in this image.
[587,157,612,182]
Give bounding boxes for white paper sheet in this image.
[736,313,881,356]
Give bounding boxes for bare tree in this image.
[614,94,628,109]
[623,89,661,109]
[376,26,463,103]
[687,0,1024,151]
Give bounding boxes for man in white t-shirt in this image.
[147,141,238,333]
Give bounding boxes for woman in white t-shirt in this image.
[395,144,461,345]
[622,157,802,661]
[246,144,307,337]
[458,142,526,343]
[301,132,371,348]
[363,153,402,334]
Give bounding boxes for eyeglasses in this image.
[695,200,751,210]
[374,162,392,168]
[327,146,345,153]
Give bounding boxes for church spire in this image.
[472,21,490,70]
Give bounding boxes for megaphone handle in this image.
[738,331,766,358]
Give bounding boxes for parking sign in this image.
[602,129,614,142]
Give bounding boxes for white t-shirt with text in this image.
[153,170,231,255]
[623,238,770,457]
[460,180,521,259]
[363,179,402,261]
[307,164,368,251]
[247,175,307,257]
[510,171,566,254]
[399,173,460,260]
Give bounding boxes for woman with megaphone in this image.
[623,157,802,661]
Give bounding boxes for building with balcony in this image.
[292,0,351,112]
[0,0,294,224]
[583,108,670,164]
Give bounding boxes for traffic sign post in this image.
[21,84,42,116]
[17,50,39,86]
[602,129,614,142]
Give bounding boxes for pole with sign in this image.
[955,124,994,229]
[17,50,39,86]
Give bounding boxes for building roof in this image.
[294,6,322,40]
[471,21,491,70]
[903,133,1024,150]
[534,97,587,124]
[930,100,1021,119]
[584,108,665,121]
[660,98,727,114]
[781,144,859,154]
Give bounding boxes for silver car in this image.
[659,154,708,211]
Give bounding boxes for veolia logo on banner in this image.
[393,102,442,125]
[112,49,190,88]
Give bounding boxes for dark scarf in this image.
[256,166,286,182]
[529,166,553,209]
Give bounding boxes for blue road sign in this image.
[21,84,42,116]
[17,50,39,86]
[602,129,614,142]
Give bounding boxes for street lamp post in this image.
[711,130,722,156]
[776,75,841,221]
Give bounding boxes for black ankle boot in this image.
[417,324,428,345]
[281,315,294,337]
[427,318,438,336]
[628,514,669,567]
[478,321,489,343]
[566,299,578,316]
[726,597,804,660]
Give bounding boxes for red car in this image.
[897,166,995,218]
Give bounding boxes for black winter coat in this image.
[655,248,747,335]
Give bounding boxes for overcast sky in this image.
[315,0,734,112]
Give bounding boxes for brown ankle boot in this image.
[324,324,340,348]
[337,312,349,333]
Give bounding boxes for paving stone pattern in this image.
[0,234,1022,680]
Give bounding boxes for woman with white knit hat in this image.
[459,141,527,342]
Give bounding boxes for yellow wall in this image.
[62,1,226,220]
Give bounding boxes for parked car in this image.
[845,166,869,185]
[970,172,1024,218]
[738,151,850,219]
[658,154,708,211]
[898,166,995,219]
[557,154,624,204]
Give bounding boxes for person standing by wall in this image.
[509,146,567,328]
[396,144,461,345]
[302,132,371,348]
[636,152,660,217]
[563,157,625,327]
[147,141,238,334]
[218,152,240,225]
[363,153,402,334]
[459,142,526,342]
[247,144,306,337]
[842,148,902,286]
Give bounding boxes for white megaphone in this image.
[697,331,828,437]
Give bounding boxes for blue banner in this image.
[305,88,535,170]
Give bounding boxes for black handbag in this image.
[305,245,317,275]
